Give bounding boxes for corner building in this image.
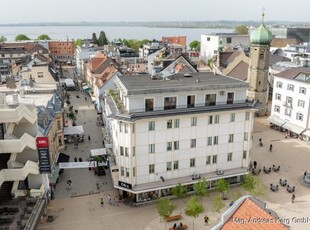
[103,72,255,203]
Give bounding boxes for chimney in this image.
[12,93,19,105]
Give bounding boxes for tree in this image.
[0,36,7,42]
[15,34,30,41]
[98,31,108,46]
[37,34,51,40]
[75,38,82,47]
[189,40,201,51]
[215,178,229,200]
[212,194,225,213]
[92,33,98,45]
[193,177,209,197]
[156,197,175,220]
[234,25,249,35]
[68,112,76,122]
[241,174,265,197]
[172,183,188,213]
[184,196,205,230]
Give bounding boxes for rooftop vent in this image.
[184,73,192,78]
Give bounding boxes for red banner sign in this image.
[36,137,49,148]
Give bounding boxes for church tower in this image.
[246,13,273,116]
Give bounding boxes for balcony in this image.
[0,133,36,153]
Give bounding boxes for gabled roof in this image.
[87,52,108,73]
[274,67,310,83]
[271,38,299,48]
[227,61,249,81]
[213,196,289,230]
[95,66,118,88]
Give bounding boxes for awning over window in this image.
[282,122,305,135]
[302,130,310,137]
[267,116,286,127]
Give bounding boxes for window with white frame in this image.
[124,124,128,133]
[132,147,135,156]
[274,105,280,113]
[167,119,172,129]
[119,123,122,132]
[126,168,129,177]
[125,147,129,157]
[228,134,234,143]
[121,167,124,176]
[190,158,195,167]
[167,142,172,151]
[149,164,155,174]
[243,150,247,159]
[275,93,281,100]
[276,81,282,88]
[287,84,294,91]
[298,100,305,108]
[208,115,213,124]
[174,119,180,128]
[133,167,135,177]
[190,139,196,148]
[191,117,197,126]
[37,72,44,78]
[286,97,293,107]
[297,113,303,121]
[214,115,219,124]
[174,141,179,150]
[206,156,211,165]
[149,121,155,131]
[167,162,172,171]
[245,112,250,121]
[173,161,179,170]
[230,113,235,122]
[207,137,212,146]
[227,152,233,161]
[299,87,306,94]
[149,144,155,153]
[212,155,217,164]
[213,136,218,145]
[120,146,124,156]
[285,109,291,117]
[132,124,135,133]
[244,132,248,141]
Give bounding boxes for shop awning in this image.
[91,148,107,156]
[64,125,84,136]
[282,122,305,134]
[302,130,310,137]
[57,153,70,163]
[267,116,286,127]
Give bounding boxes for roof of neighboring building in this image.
[226,61,249,81]
[271,38,299,47]
[95,65,118,88]
[117,72,248,95]
[213,196,290,230]
[87,53,111,74]
[37,105,54,135]
[274,67,310,83]
[160,55,198,78]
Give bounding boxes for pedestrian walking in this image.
[85,97,87,102]
[100,197,104,207]
[253,161,257,169]
[304,171,308,179]
[269,144,273,152]
[108,194,112,205]
[204,215,209,225]
[292,194,295,203]
[74,157,77,162]
[114,195,119,206]
[88,135,91,141]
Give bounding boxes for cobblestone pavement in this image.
[38,116,310,230]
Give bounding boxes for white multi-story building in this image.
[201,33,250,63]
[268,67,310,141]
[102,72,255,203]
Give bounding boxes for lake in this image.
[0,26,233,44]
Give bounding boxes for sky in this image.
[1,0,309,24]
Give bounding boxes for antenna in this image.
[261,7,266,24]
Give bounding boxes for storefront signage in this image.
[118,181,132,190]
[36,137,51,174]
[59,161,96,169]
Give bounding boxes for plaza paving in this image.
[38,109,310,230]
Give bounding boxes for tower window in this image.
[260,54,264,59]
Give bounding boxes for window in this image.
[149,144,155,153]
[37,72,44,78]
[145,98,154,111]
[167,142,172,151]
[206,156,211,165]
[205,94,216,106]
[124,124,128,133]
[228,134,234,143]
[243,151,247,159]
[120,146,124,156]
[207,137,212,146]
[173,161,179,170]
[187,95,195,108]
[297,113,303,121]
[191,117,197,126]
[275,93,281,100]
[226,37,232,44]
[167,120,172,129]
[227,92,234,104]
[214,115,219,124]
[287,84,294,91]
[208,115,213,125]
[164,97,177,110]
[285,109,291,117]
[190,158,195,167]
[299,87,306,94]
[167,162,172,171]
[212,155,217,164]
[298,100,305,108]
[119,123,122,132]
[132,124,135,133]
[213,136,218,145]
[207,37,210,41]
[126,168,129,177]
[244,132,248,141]
[132,147,135,156]
[190,139,196,148]
[174,141,179,150]
[230,113,235,122]
[227,152,233,162]
[286,97,293,107]
[276,82,282,88]
[274,105,280,113]
[149,121,155,131]
[245,112,250,121]
[133,167,136,177]
[57,120,61,130]
[149,164,155,174]
[174,119,180,128]
[121,167,124,176]
[125,147,129,157]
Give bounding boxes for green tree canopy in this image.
[98,31,108,46]
[92,32,98,45]
[68,112,76,122]
[118,38,149,52]
[212,194,225,213]
[156,197,176,219]
[0,36,7,42]
[75,38,82,47]
[37,34,51,40]
[241,174,265,197]
[215,178,229,199]
[189,40,201,51]
[15,34,30,41]
[234,25,249,35]
[193,177,209,196]
[185,196,205,230]
[172,183,187,199]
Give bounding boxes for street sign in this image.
[36,137,51,174]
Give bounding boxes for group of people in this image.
[172,222,183,229]
[259,138,273,152]
[100,194,120,207]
